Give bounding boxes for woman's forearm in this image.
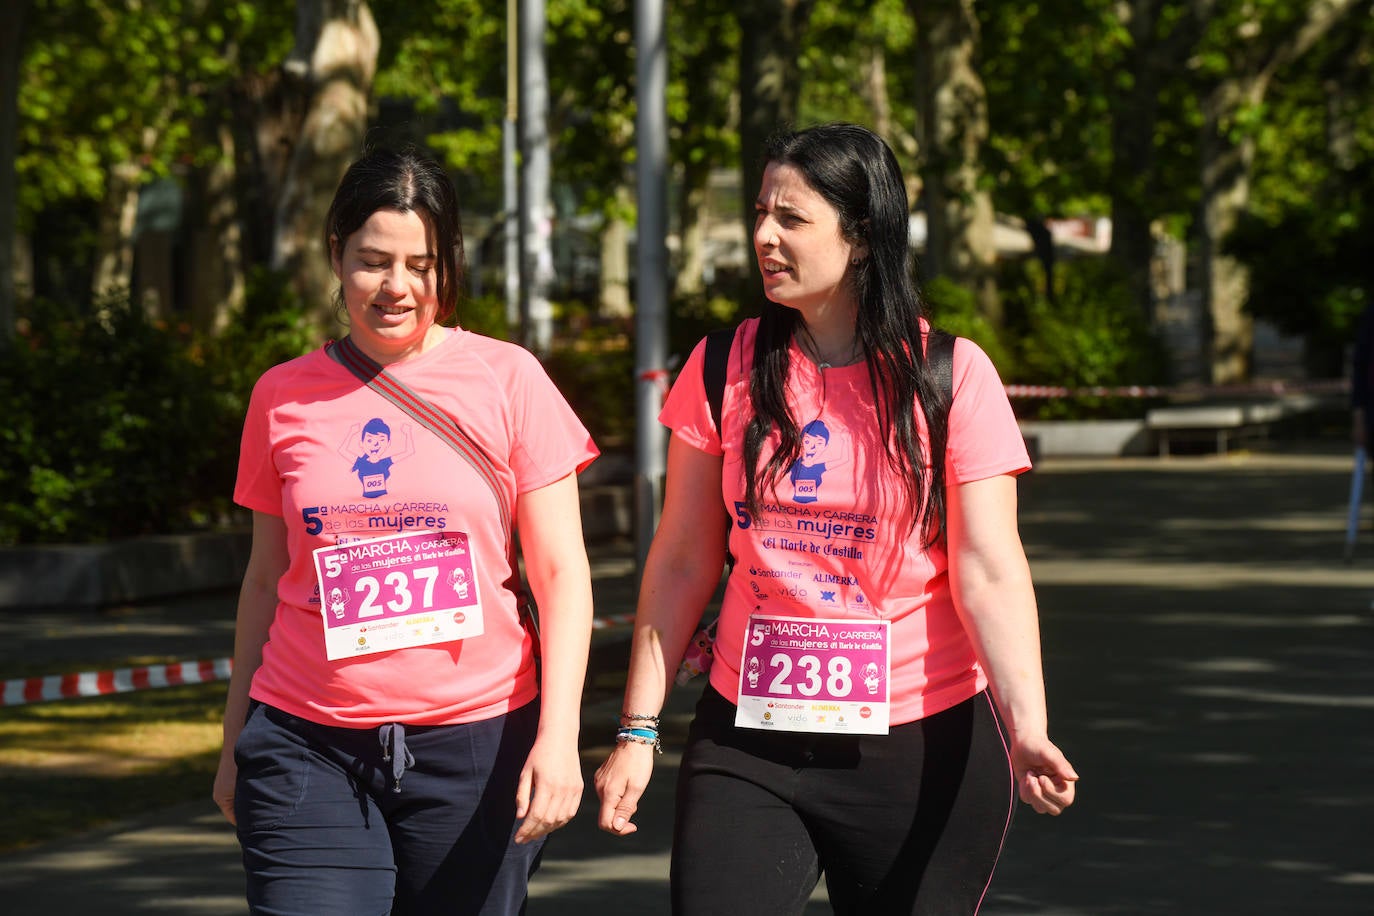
[529,563,593,740]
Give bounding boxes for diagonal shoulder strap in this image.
[327,336,548,655]
[328,336,512,542]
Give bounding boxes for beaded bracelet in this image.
[620,712,661,728]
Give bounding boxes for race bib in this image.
[734,613,890,735]
[313,530,484,660]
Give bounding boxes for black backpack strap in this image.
[928,328,956,406]
[703,327,735,436]
[702,326,738,572]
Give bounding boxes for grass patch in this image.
[0,643,632,855]
[0,682,227,854]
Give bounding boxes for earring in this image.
[851,257,861,265]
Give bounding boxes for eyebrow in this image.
[755,198,807,218]
[355,246,436,260]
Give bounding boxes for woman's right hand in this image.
[212,747,238,826]
[594,741,658,836]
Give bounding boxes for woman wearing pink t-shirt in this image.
[212,149,598,915]
[596,124,1077,914]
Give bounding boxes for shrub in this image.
[0,269,325,545]
[1001,257,1168,420]
[921,276,1016,375]
[0,296,244,544]
[541,325,636,449]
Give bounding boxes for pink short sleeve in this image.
[659,336,723,456]
[945,338,1030,483]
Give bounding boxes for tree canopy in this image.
[7,0,1372,379]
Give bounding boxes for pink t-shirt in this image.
[660,318,1029,725]
[235,328,598,727]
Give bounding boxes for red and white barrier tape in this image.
[637,368,671,402]
[2,657,234,708]
[2,616,644,707]
[1004,378,1348,399]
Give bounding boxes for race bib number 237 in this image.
[312,530,484,659]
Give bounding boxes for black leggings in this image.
[671,687,1014,915]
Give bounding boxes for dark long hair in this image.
[742,123,949,545]
[324,147,465,324]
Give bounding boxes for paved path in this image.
[3,446,1373,914]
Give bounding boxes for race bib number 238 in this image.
[734,614,891,735]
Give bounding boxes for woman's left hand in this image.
[1009,734,1078,816]
[513,733,585,843]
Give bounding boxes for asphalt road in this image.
[2,445,1372,914]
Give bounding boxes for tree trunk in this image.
[736,0,815,308]
[91,159,143,312]
[188,123,244,334]
[860,37,922,231]
[1198,78,1259,385]
[1195,0,1357,384]
[864,40,892,142]
[675,178,708,297]
[1107,0,1169,324]
[271,0,379,335]
[0,0,25,349]
[600,185,632,319]
[909,0,998,323]
[672,17,731,301]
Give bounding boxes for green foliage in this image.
[541,329,636,448]
[1226,164,1374,374]
[800,0,915,163]
[1223,7,1374,376]
[921,276,1015,376]
[0,271,319,546]
[1001,257,1168,419]
[978,0,1117,219]
[0,295,241,544]
[199,269,321,421]
[457,293,514,340]
[667,290,746,361]
[18,0,292,223]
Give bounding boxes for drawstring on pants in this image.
[378,723,415,793]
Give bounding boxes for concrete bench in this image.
[1145,401,1286,456]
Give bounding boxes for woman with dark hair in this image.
[213,147,598,915]
[595,123,1076,914]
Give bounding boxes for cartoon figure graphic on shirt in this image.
[448,567,470,600]
[787,419,851,504]
[746,655,762,689]
[337,418,415,499]
[327,586,349,620]
[860,661,882,695]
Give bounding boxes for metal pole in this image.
[518,0,554,355]
[503,0,519,332]
[633,0,669,574]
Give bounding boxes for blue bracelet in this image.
[615,727,663,754]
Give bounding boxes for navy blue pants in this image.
[671,687,1014,915]
[233,700,544,916]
